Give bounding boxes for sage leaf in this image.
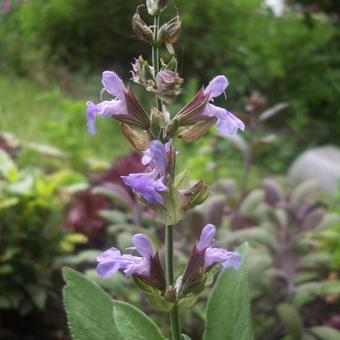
[203,243,253,340]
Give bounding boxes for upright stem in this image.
[166,225,181,340]
[152,16,161,111]
[152,14,181,340]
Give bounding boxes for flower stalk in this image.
[152,15,161,111]
[166,224,181,340]
[88,1,245,339]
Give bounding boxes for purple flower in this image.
[96,234,153,278]
[202,76,245,135]
[197,224,241,269]
[121,140,169,204]
[96,233,166,290]
[86,71,149,135]
[175,75,244,137]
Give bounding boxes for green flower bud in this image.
[150,106,166,138]
[120,123,152,151]
[165,118,180,139]
[182,180,210,210]
[178,119,214,143]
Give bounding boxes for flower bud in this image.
[182,180,210,210]
[165,118,179,139]
[121,123,152,151]
[146,0,169,16]
[150,106,166,138]
[178,119,214,142]
[157,13,181,45]
[131,56,155,90]
[155,70,183,103]
[132,6,154,43]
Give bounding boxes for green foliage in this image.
[63,267,119,340]
[113,301,166,340]
[277,303,303,340]
[63,267,166,340]
[1,0,339,145]
[204,243,253,340]
[0,0,146,73]
[192,178,340,338]
[0,75,131,167]
[308,326,340,340]
[0,150,85,315]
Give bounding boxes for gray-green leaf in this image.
[203,243,253,340]
[113,300,166,340]
[62,267,119,340]
[309,326,340,340]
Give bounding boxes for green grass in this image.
[0,74,132,165]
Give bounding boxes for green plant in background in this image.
[0,149,86,315]
[62,0,252,339]
[190,178,340,338]
[1,0,340,149]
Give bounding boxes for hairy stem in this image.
[152,13,181,340]
[166,225,181,340]
[152,15,161,111]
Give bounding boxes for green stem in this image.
[152,13,181,340]
[152,15,161,111]
[166,225,181,340]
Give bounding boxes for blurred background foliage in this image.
[0,0,340,154]
[1,0,340,339]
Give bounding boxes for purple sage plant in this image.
[79,1,247,339]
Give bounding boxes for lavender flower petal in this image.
[122,254,149,276]
[141,140,167,175]
[86,101,97,135]
[201,75,244,135]
[197,224,242,270]
[197,224,216,251]
[203,103,228,120]
[121,140,169,204]
[97,260,123,278]
[102,71,125,98]
[132,234,154,258]
[96,247,121,262]
[205,75,228,99]
[96,247,125,278]
[216,113,245,135]
[86,100,126,134]
[221,251,242,269]
[121,173,167,204]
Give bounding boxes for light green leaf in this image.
[277,303,303,340]
[182,334,192,340]
[62,267,120,340]
[203,243,253,340]
[309,326,340,340]
[113,300,166,340]
[0,149,17,178]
